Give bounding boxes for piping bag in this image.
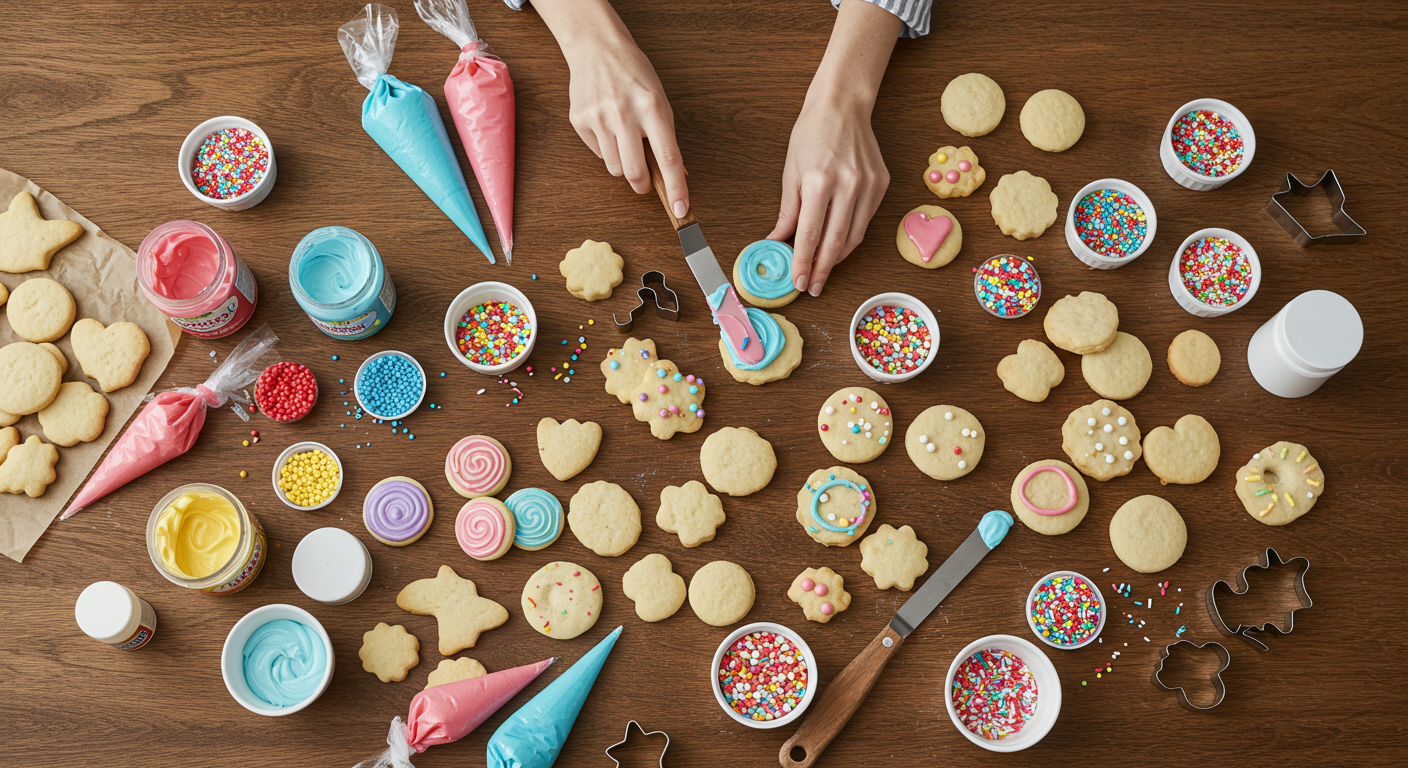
[414,0,516,264]
[338,3,495,264]
[353,658,554,768]
[61,325,278,519]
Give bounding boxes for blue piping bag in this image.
[486,626,622,768]
[338,4,494,263]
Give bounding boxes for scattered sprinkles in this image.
[854,305,931,375]
[974,255,1041,318]
[254,362,318,422]
[1074,190,1147,257]
[1178,237,1252,308]
[1030,574,1102,646]
[951,649,1038,740]
[190,127,269,200]
[718,630,809,722]
[1171,110,1244,177]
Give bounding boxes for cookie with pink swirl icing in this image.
[364,476,435,547]
[456,498,516,561]
[445,435,511,498]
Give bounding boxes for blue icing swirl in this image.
[979,510,1014,549]
[505,488,563,549]
[242,619,327,708]
[807,474,870,535]
[736,240,796,300]
[724,308,784,371]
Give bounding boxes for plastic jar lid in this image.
[292,528,372,604]
[75,581,139,643]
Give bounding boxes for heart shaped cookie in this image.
[1143,414,1220,485]
[997,339,1065,402]
[536,417,601,481]
[71,318,150,393]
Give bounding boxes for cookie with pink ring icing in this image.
[1010,459,1089,535]
[445,435,511,498]
[628,358,706,440]
[364,476,435,547]
[924,146,985,198]
[896,205,962,269]
[455,497,516,561]
[787,567,850,623]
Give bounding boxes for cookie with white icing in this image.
[905,405,984,481]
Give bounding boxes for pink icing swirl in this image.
[446,436,507,494]
[456,500,508,559]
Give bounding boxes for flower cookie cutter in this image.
[614,270,680,333]
[1150,640,1231,712]
[1206,547,1312,652]
[605,720,670,767]
[1265,169,1365,247]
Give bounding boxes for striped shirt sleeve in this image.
[830,0,931,38]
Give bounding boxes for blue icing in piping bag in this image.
[338,4,494,263]
[486,625,622,768]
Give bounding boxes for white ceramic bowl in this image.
[973,255,1042,319]
[944,634,1061,752]
[220,604,334,716]
[444,282,537,375]
[271,441,344,511]
[849,292,940,384]
[1025,571,1106,650]
[354,350,427,420]
[1064,179,1158,269]
[1159,99,1256,191]
[178,116,277,211]
[711,621,819,729]
[1168,228,1261,317]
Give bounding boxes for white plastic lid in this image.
[292,528,372,605]
[1282,290,1363,372]
[75,581,138,643]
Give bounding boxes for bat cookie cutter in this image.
[614,270,680,334]
[1206,547,1312,652]
[1266,169,1366,246]
[605,720,670,767]
[1151,640,1231,712]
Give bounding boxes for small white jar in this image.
[292,527,373,605]
[1248,290,1363,398]
[75,581,158,650]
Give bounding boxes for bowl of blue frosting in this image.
[221,604,334,715]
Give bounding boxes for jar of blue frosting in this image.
[289,226,395,340]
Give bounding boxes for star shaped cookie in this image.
[396,565,508,655]
[656,480,725,547]
[0,192,83,273]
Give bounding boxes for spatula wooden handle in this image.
[644,139,696,230]
[779,624,905,768]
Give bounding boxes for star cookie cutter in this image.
[605,719,670,767]
[1266,169,1365,246]
[1206,547,1312,652]
[1151,640,1231,712]
[614,270,680,334]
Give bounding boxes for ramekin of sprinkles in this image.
[178,116,277,211]
[1026,571,1105,649]
[1064,179,1157,269]
[1159,99,1256,191]
[1168,228,1261,317]
[354,351,426,420]
[271,442,344,511]
[255,362,318,422]
[944,635,1060,753]
[711,622,818,729]
[973,255,1041,319]
[444,282,537,375]
[847,292,940,384]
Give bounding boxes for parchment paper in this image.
[0,168,180,562]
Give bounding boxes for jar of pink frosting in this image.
[137,220,258,338]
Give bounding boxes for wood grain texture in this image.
[3,1,1407,766]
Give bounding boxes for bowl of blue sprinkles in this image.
[354,351,426,421]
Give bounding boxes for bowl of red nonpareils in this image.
[255,362,318,422]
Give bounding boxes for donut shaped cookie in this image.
[1234,441,1324,526]
[796,466,876,547]
[732,240,799,309]
[896,205,962,269]
[505,488,564,551]
[905,405,984,480]
[522,562,602,639]
[455,498,515,561]
[363,477,434,546]
[445,435,511,498]
[817,386,893,463]
[1010,459,1089,535]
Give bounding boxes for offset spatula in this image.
[643,146,763,365]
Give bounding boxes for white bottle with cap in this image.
[1248,290,1363,398]
[75,581,158,650]
[293,527,373,605]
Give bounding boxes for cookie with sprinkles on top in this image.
[600,337,658,403]
[628,358,706,439]
[817,386,893,463]
[1234,441,1324,526]
[905,405,985,481]
[521,561,602,639]
[796,465,877,547]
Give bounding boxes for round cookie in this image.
[940,73,1005,137]
[622,553,686,622]
[1044,292,1119,355]
[522,562,602,639]
[0,281,7,306]
[559,239,624,301]
[732,240,799,309]
[1109,496,1186,573]
[1168,330,1221,387]
[425,658,487,690]
[1143,415,1220,485]
[859,524,928,590]
[1235,441,1324,526]
[1010,459,1089,535]
[787,567,850,623]
[990,171,1058,240]
[39,342,67,375]
[1061,399,1142,481]
[924,146,985,198]
[687,560,755,627]
[5,278,75,343]
[0,341,63,415]
[1019,89,1086,152]
[896,205,962,268]
[718,312,803,385]
[504,488,565,551]
[445,435,511,498]
[796,466,876,547]
[817,386,893,463]
[905,405,984,480]
[700,427,776,496]
[568,480,642,556]
[455,497,516,561]
[1081,332,1152,400]
[363,476,435,547]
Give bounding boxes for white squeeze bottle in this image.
[75,581,158,650]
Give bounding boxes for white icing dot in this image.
[820,493,830,503]
[841,440,848,445]
[918,434,929,443]
[865,432,872,438]
[847,421,856,428]
[926,442,936,453]
[1101,407,1111,416]
[1124,451,1134,460]
[869,401,879,410]
[862,422,872,430]
[958,460,967,469]
[827,512,836,521]
[1118,416,1127,426]
[1095,442,1104,451]
[961,428,970,437]
[1253,453,1260,459]
[1087,417,1097,427]
[1103,424,1113,433]
[1306,492,1313,499]
[973,431,980,439]
[1119,436,1128,446]
[883,430,889,436]
[1104,454,1115,464]
[825,406,835,415]
[885,422,891,427]
[1087,429,1094,436]
[944,412,954,421]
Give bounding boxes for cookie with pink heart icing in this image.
[456,497,516,561]
[364,476,435,547]
[924,146,985,198]
[896,205,962,269]
[445,435,512,498]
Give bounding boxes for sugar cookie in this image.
[859,524,928,590]
[522,561,602,639]
[36,381,108,447]
[732,240,799,308]
[363,477,434,547]
[0,410,15,427]
[39,342,67,374]
[1061,399,1142,481]
[656,480,726,547]
[687,561,755,627]
[1143,415,1220,485]
[0,341,63,415]
[505,488,564,551]
[1168,330,1220,387]
[70,319,150,393]
[622,553,686,622]
[425,657,487,689]
[455,498,516,561]
[0,191,83,273]
[629,358,706,439]
[0,281,7,306]
[568,480,641,556]
[560,239,624,301]
[990,171,1058,240]
[896,205,962,269]
[359,623,419,682]
[444,435,511,498]
[1109,496,1186,573]
[817,386,893,463]
[717,311,803,385]
[796,466,876,546]
[396,565,508,655]
[700,427,776,496]
[536,417,601,481]
[5,278,75,342]
[998,340,1065,403]
[1081,332,1152,400]
[0,433,58,497]
[905,405,984,480]
[1235,441,1323,526]
[788,567,850,623]
[1044,292,1119,354]
[0,427,15,458]
[924,146,985,198]
[940,73,1005,137]
[601,338,658,404]
[1010,459,1089,535]
[1020,89,1085,152]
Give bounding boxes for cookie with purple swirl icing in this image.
[364,476,434,547]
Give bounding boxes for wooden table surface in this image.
[4,1,1406,766]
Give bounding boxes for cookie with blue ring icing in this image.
[505,487,564,551]
[796,466,877,547]
[718,311,802,385]
[732,240,799,309]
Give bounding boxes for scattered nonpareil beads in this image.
[1179,237,1252,308]
[718,630,809,722]
[1074,190,1147,257]
[190,127,268,200]
[254,362,318,422]
[853,305,931,375]
[951,649,1038,740]
[1171,109,1244,177]
[974,255,1041,317]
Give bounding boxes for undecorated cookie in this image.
[1044,292,1119,354]
[0,341,63,415]
[560,239,624,301]
[0,433,58,497]
[1168,330,1220,386]
[1011,459,1089,535]
[601,338,658,403]
[940,73,1005,137]
[998,340,1065,402]
[36,381,107,446]
[396,565,509,655]
[700,427,776,496]
[796,466,876,546]
[0,427,15,461]
[1143,415,1220,485]
[1062,399,1142,481]
[537,417,601,481]
[622,553,686,622]
[788,567,850,623]
[568,480,641,556]
[896,205,962,269]
[859,524,928,590]
[1020,89,1085,152]
[39,342,67,374]
[718,311,804,385]
[687,560,755,626]
[990,171,1058,240]
[0,282,7,306]
[629,358,707,439]
[455,498,516,561]
[905,405,984,480]
[732,239,799,308]
[817,386,893,463]
[924,146,985,198]
[522,561,602,639]
[70,319,150,393]
[5,278,75,342]
[425,657,487,689]
[0,191,83,273]
[445,435,511,498]
[656,480,725,547]
[1081,332,1152,400]
[1109,496,1186,573]
[1235,441,1324,526]
[360,623,419,682]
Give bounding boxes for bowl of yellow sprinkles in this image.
[272,442,344,510]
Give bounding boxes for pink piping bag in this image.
[414,0,516,264]
[61,325,278,519]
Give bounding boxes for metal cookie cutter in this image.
[1206,547,1312,652]
[614,270,680,334]
[1266,169,1366,246]
[1151,640,1231,712]
[605,720,670,767]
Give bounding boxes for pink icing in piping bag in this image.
[708,285,764,366]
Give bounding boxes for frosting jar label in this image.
[206,517,267,595]
[309,310,380,339]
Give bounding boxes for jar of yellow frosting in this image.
[146,483,266,594]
